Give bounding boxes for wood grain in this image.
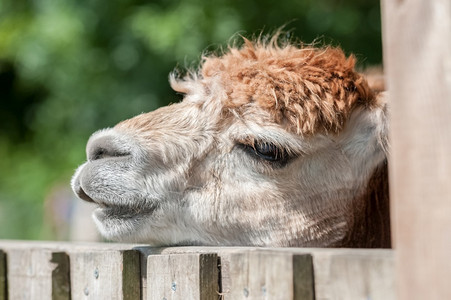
[146,253,218,300]
[381,0,451,299]
[8,4,451,296]
[70,249,140,300]
[312,250,394,300]
[6,249,70,300]
[224,251,314,300]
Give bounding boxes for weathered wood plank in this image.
[0,250,6,300]
[146,253,218,300]
[312,251,394,300]
[381,0,451,299]
[224,251,314,300]
[6,249,70,300]
[70,249,140,300]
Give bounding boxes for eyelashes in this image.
[252,142,287,161]
[238,140,291,165]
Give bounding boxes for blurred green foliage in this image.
[0,0,382,239]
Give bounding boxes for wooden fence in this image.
[0,240,394,300]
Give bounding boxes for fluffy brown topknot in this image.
[200,38,375,135]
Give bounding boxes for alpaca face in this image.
[71,42,389,246]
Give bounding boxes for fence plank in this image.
[381,0,451,299]
[146,253,218,300]
[0,250,5,300]
[224,251,314,300]
[70,249,140,300]
[312,251,394,300]
[6,249,70,300]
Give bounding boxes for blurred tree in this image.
[0,0,381,239]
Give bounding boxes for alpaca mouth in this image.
[76,186,157,219]
[76,186,96,203]
[94,203,157,220]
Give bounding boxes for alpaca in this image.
[71,38,390,248]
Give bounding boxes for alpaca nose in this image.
[86,131,131,161]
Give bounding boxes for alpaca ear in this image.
[338,92,389,174]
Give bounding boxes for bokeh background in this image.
[0,0,382,240]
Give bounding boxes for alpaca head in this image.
[71,38,389,247]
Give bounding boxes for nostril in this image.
[92,147,107,160]
[87,133,131,161]
[91,147,126,161]
[90,146,130,161]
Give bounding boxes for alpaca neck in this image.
[343,161,391,248]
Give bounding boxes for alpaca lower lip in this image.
[94,203,157,219]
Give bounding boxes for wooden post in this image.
[225,251,314,300]
[6,249,70,300]
[0,250,5,300]
[381,0,451,299]
[70,249,140,300]
[146,253,218,300]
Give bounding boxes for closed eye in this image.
[238,141,290,165]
